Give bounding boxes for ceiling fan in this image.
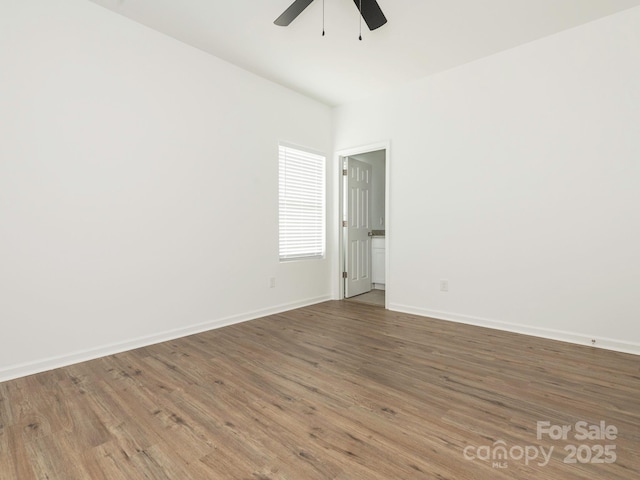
[274,0,387,31]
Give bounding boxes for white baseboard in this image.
[388,303,640,356]
[0,295,332,383]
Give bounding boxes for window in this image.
[279,144,326,261]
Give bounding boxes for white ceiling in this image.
[88,0,640,106]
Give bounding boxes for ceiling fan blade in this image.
[274,0,315,26]
[353,0,387,30]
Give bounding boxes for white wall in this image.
[0,0,333,380]
[334,7,640,353]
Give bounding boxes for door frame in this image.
[344,157,373,298]
[334,141,390,308]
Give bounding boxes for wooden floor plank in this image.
[1,300,638,479]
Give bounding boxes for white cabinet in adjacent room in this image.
[372,237,385,289]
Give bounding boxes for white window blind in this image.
[279,144,326,261]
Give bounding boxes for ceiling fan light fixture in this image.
[274,0,387,38]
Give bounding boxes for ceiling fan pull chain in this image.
[359,0,362,40]
[322,0,325,36]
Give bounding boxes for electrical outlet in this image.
[440,280,449,292]
[269,277,276,288]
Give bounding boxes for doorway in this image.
[337,144,388,308]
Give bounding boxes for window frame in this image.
[278,143,327,262]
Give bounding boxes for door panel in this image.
[345,158,372,298]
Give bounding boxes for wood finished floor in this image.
[1,301,639,479]
[346,289,385,307]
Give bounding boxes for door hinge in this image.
[343,168,348,176]
[342,272,348,279]
[342,220,348,227]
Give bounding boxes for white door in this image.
[344,158,372,298]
